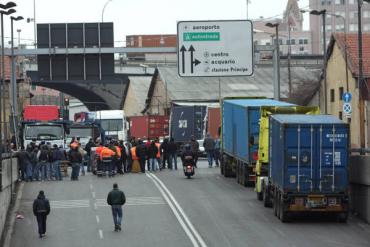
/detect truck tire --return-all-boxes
[263,186,272,208]
[273,190,278,217]
[279,196,289,223]
[257,191,263,201]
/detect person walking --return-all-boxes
[203,133,215,168]
[107,183,126,232]
[168,138,178,170]
[214,136,221,167]
[33,190,50,238]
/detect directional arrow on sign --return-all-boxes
[189,45,195,73]
[180,46,187,74]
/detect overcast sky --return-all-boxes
[7,0,309,47]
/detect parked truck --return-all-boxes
[129,115,169,140]
[255,106,320,204]
[221,98,294,185]
[20,105,70,149]
[268,114,349,222]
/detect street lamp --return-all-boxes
[101,0,113,22]
[0,6,16,149]
[265,22,281,100]
[10,16,23,119]
[310,9,327,114]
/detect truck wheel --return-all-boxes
[273,191,278,217]
[263,188,272,208]
[279,196,289,223]
[337,212,348,223]
[257,191,263,201]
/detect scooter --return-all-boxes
[183,162,195,179]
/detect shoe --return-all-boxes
[39,234,43,238]
[118,225,121,231]
[114,225,118,232]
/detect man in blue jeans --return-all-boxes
[107,183,126,231]
[203,133,215,168]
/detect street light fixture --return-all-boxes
[101,0,113,22]
[265,22,281,100]
[309,9,328,114]
[0,7,16,149]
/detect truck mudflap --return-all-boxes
[286,194,349,212]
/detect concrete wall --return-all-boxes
[350,155,370,223]
[0,156,19,243]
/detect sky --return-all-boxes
[5,0,309,47]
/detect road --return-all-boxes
[10,159,370,247]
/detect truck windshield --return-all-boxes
[25,125,64,140]
[100,119,123,131]
[68,128,93,138]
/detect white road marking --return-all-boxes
[96,215,100,224]
[95,197,165,207]
[90,184,93,190]
[98,229,104,239]
[92,192,96,199]
[146,173,200,247]
[147,173,208,247]
[94,203,98,210]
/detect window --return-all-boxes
[339,111,343,120]
[291,39,296,45]
[349,0,356,4]
[349,24,358,31]
[336,24,345,31]
[350,11,358,19]
[335,0,345,4]
[339,87,344,101]
[304,39,308,45]
[286,39,290,45]
[330,89,335,102]
[364,24,370,31]
[299,39,304,45]
[299,47,305,51]
[364,11,370,18]
[321,0,332,5]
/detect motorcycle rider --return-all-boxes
[181,144,195,167]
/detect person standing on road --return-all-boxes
[160,138,170,169]
[214,136,221,167]
[84,138,95,172]
[33,190,50,238]
[148,140,159,172]
[136,140,147,173]
[69,143,82,180]
[107,183,126,232]
[168,138,178,170]
[51,144,65,181]
[203,133,215,168]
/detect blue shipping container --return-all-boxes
[170,105,207,142]
[269,114,349,194]
[222,99,293,163]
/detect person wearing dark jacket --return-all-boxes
[17,147,32,181]
[168,138,178,170]
[51,144,65,181]
[189,136,199,168]
[107,183,126,231]
[160,138,170,169]
[33,190,50,238]
[68,143,82,180]
[148,141,159,172]
[84,138,95,172]
[203,133,215,168]
[135,140,146,173]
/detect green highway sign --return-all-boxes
[177,20,253,77]
[183,32,220,41]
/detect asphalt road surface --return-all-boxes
[10,159,370,247]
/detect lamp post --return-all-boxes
[265,22,281,100]
[0,4,16,149]
[10,16,23,119]
[101,0,113,22]
[310,9,327,114]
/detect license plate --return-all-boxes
[295,198,304,205]
[307,198,324,208]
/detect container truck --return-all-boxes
[205,107,220,139]
[95,110,128,141]
[221,98,293,186]
[268,115,349,222]
[23,105,60,121]
[66,122,103,148]
[255,106,320,204]
[170,105,207,143]
[129,115,169,140]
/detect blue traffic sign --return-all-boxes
[343,92,352,103]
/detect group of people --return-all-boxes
[203,134,221,168]
[17,141,67,182]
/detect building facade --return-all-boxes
[310,0,370,54]
[254,0,312,55]
[319,33,370,148]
